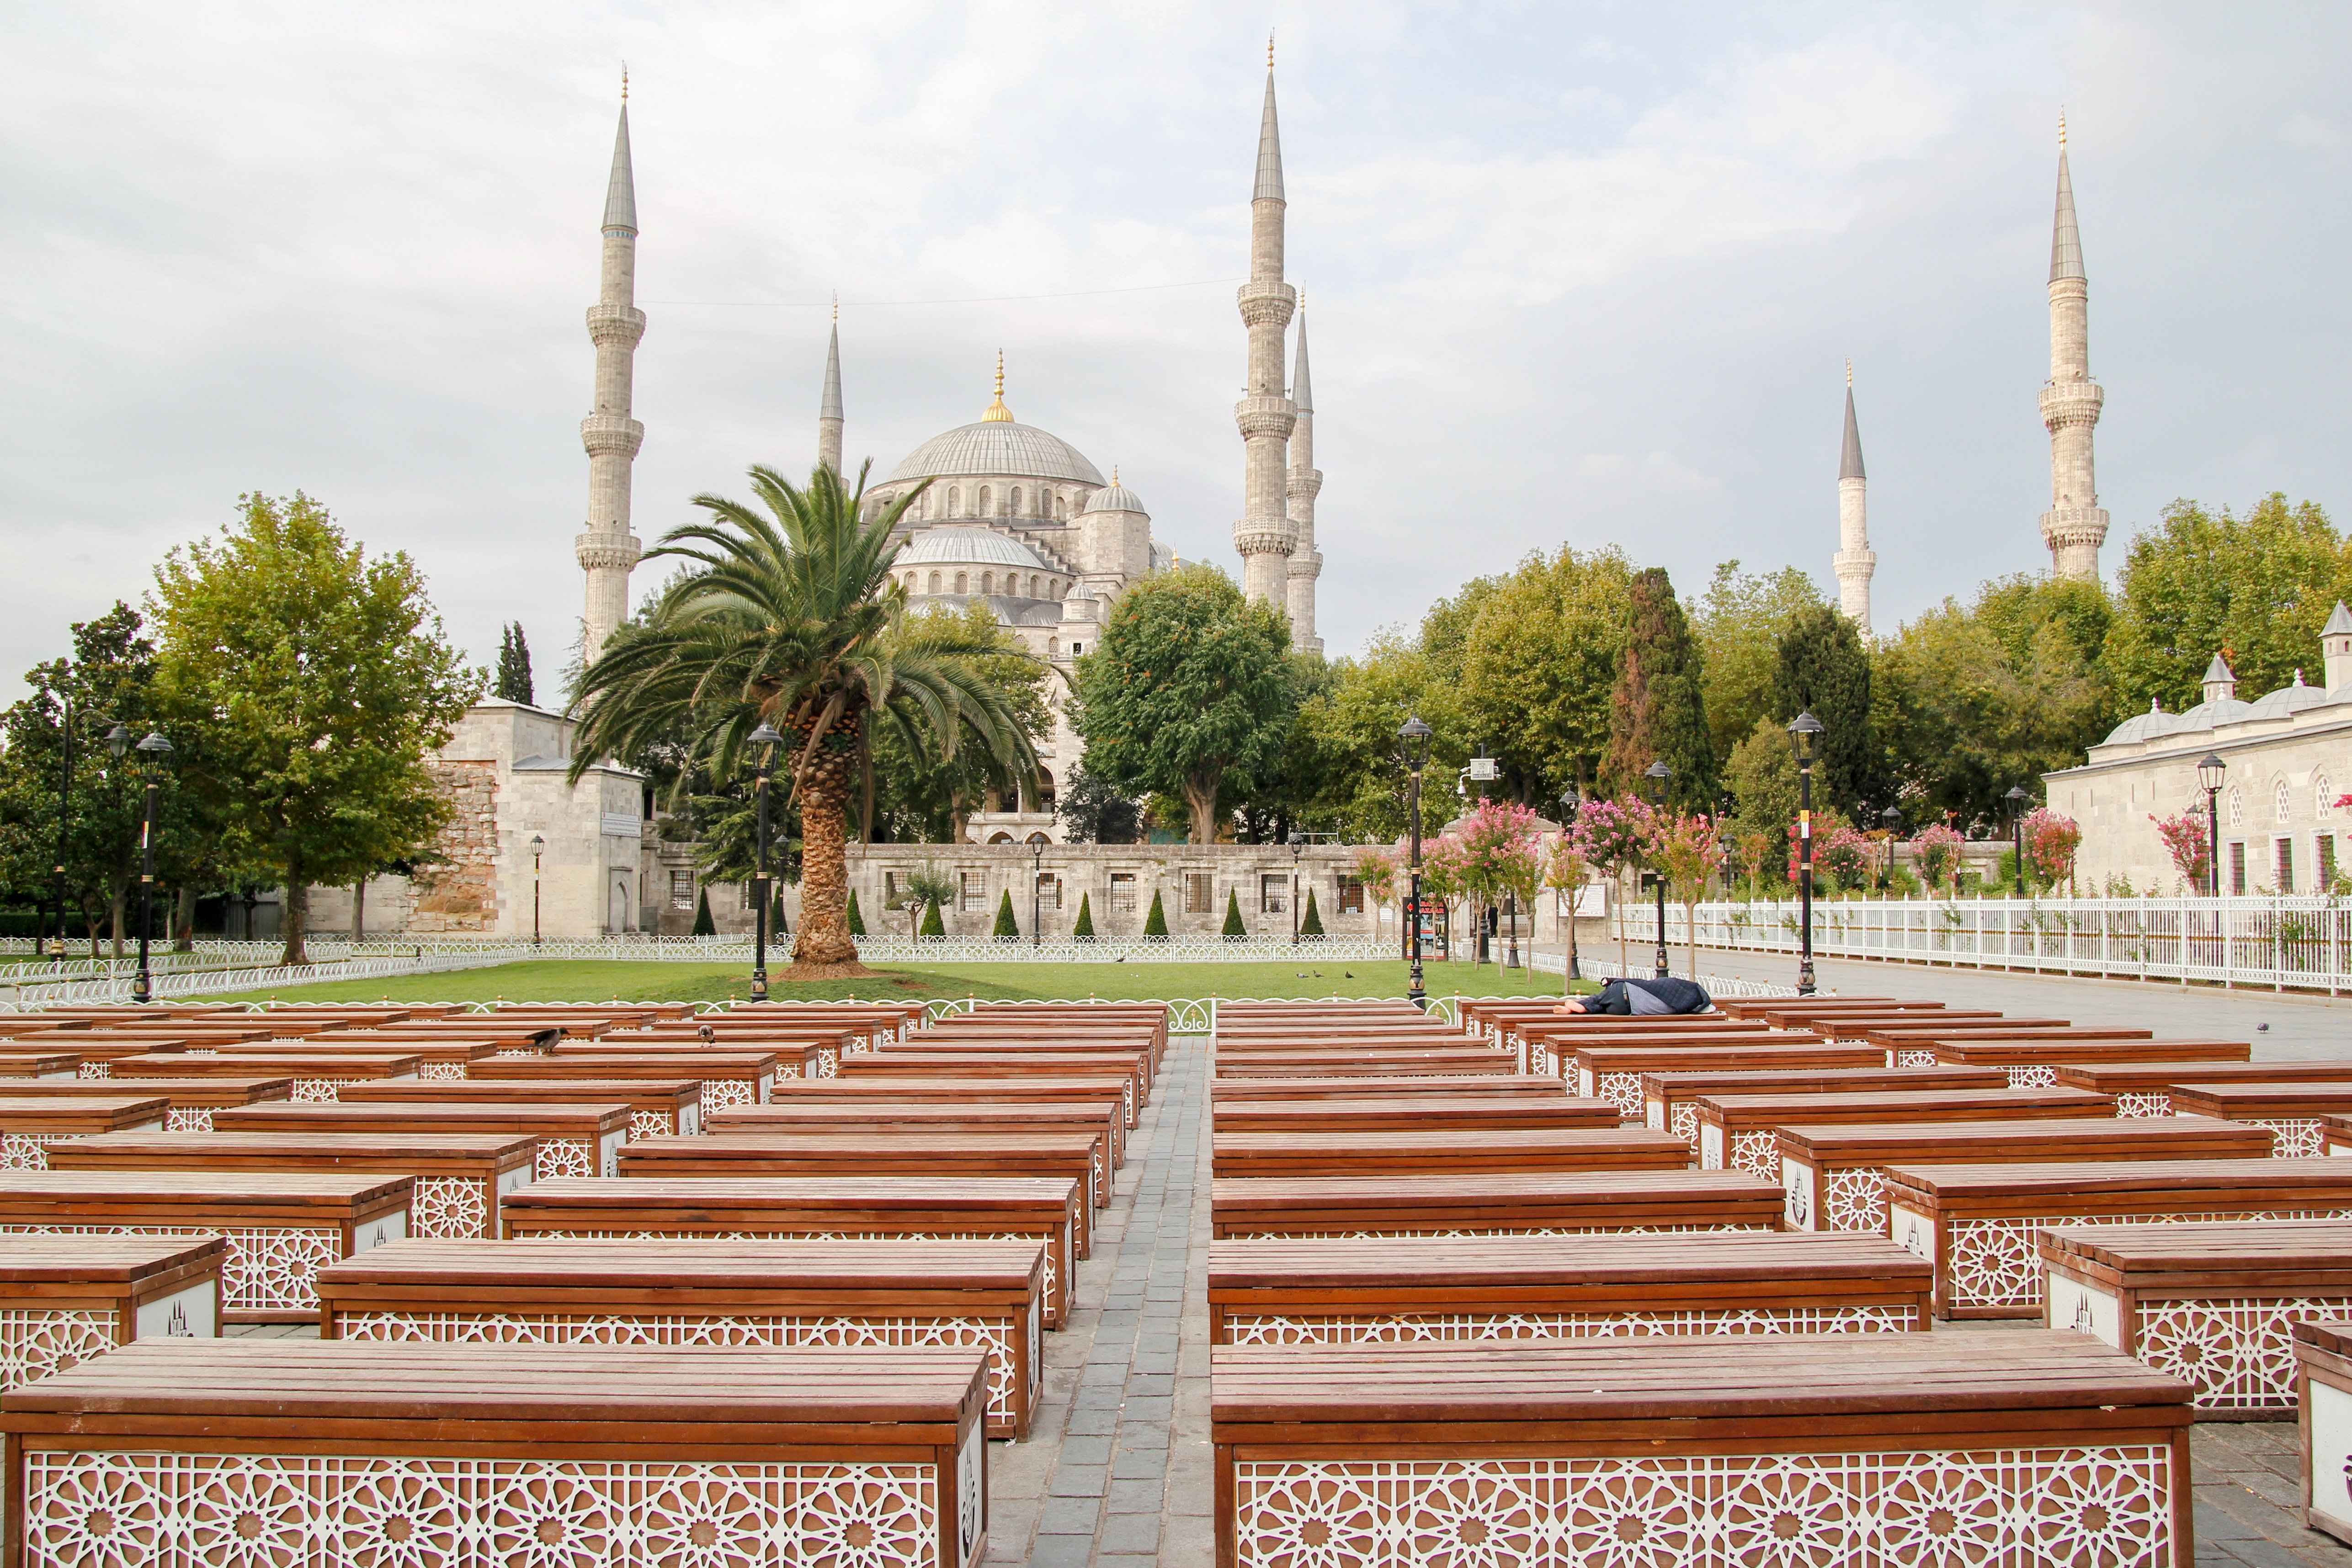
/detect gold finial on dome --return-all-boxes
[1846,357,1852,388]
[2059,108,2067,148]
[621,63,628,102]
[1112,465,1120,484]
[983,349,1013,422]
[1267,31,1275,68]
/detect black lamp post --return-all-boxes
[748,721,784,1001]
[1031,838,1045,949]
[2006,785,2031,897]
[1880,804,1902,893]
[127,731,171,1005]
[530,835,545,949]
[1558,785,1582,989]
[44,703,87,962]
[1789,712,1824,995]
[1399,716,1434,1008]
[1288,832,1304,945]
[1644,760,1672,978]
[2197,754,2226,897]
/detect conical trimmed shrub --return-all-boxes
[993,889,1020,939]
[691,888,716,936]
[1072,892,1095,938]
[920,898,945,937]
[1299,886,1324,938]
[846,888,867,937]
[1222,888,1246,938]
[1142,888,1168,937]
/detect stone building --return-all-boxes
[2044,606,2352,895]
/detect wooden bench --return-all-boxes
[0,1076,298,1131]
[929,1025,1168,1074]
[213,1036,495,1078]
[475,1050,780,1114]
[1781,1116,2272,1234]
[1210,1127,1693,1180]
[1211,1169,1784,1239]
[1514,1024,1783,1077]
[337,1076,701,1137]
[1694,1087,2116,1178]
[1206,1074,1566,1103]
[0,1095,169,1169]
[110,1050,424,1100]
[1211,1331,2191,1568]
[762,1075,1135,1138]
[52,1130,537,1239]
[1211,1051,1518,1079]
[1640,1065,2011,1143]
[2293,1319,2352,1546]
[0,1171,410,1319]
[0,1235,223,1384]
[842,1052,1150,1122]
[500,1175,1084,1327]
[1208,1231,1932,1344]
[3,1337,991,1568]
[320,1236,1048,1438]
[212,1100,633,1178]
[555,1034,838,1080]
[2056,1059,2352,1116]
[1570,1044,1888,1121]
[2041,1219,2352,1417]
[1885,1157,2352,1317]
[1719,996,1935,1017]
[1209,1095,1618,1134]
[2168,1082,2352,1159]
[1910,1037,2248,1079]
[707,1103,1123,1201]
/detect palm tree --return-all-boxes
[569,462,1040,975]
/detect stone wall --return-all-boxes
[407,759,500,932]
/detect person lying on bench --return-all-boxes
[1562,976,1714,1015]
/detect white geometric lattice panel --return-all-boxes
[1820,1167,1889,1233]
[342,1309,1024,1422]
[2251,1119,2325,1159]
[537,1139,596,1180]
[19,1450,942,1568]
[628,1110,679,1139]
[2113,1092,2171,1118]
[700,1080,757,1114]
[162,1108,214,1132]
[2004,1064,2059,1089]
[0,1133,70,1171]
[1728,1131,1780,1180]
[1224,1303,1916,1345]
[410,1177,492,1240]
[415,1062,468,1082]
[1593,1073,1646,1123]
[0,1308,117,1392]
[0,1225,341,1315]
[75,1063,111,1080]
[1669,1105,1702,1146]
[2135,1294,2352,1412]
[1893,1048,1938,1068]
[1945,1209,2352,1312]
[1229,1445,2174,1568]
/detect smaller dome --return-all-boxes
[2102,700,2190,747]
[1082,467,1145,516]
[2245,670,2332,721]
[893,526,1050,571]
[2176,697,2254,731]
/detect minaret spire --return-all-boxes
[2039,111,2107,579]
[1285,292,1323,654]
[576,84,646,666]
[1234,50,1298,610]
[1833,363,1875,638]
[817,294,844,476]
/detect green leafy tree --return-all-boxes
[899,862,958,935]
[690,887,716,935]
[1598,568,1716,807]
[867,602,1051,844]
[993,888,1019,939]
[1723,716,1799,850]
[1288,635,1460,840]
[1142,887,1168,937]
[846,887,866,936]
[1054,767,1143,845]
[1298,886,1323,938]
[149,493,479,964]
[919,896,945,937]
[1693,561,1825,764]
[2103,494,2349,715]
[1771,604,1878,818]
[1071,891,1095,937]
[568,463,1039,974]
[1221,887,1246,938]
[494,622,534,705]
[1458,547,1636,802]
[1071,564,1293,844]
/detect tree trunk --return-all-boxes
[173,885,197,951]
[1182,777,1220,845]
[787,747,869,976]
[281,879,310,966]
[352,878,366,943]
[108,886,125,961]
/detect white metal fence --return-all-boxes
[1625,895,2352,993]
[0,951,517,1011]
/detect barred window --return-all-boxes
[2230,841,2247,895]
[1110,873,1138,912]
[669,870,694,909]
[2320,774,2336,821]
[1185,873,1213,915]
[2276,837,2295,893]
[1037,873,1062,909]
[2321,835,2338,888]
[1260,874,1287,914]
[961,872,986,911]
[1337,875,1365,914]
[2277,781,2293,824]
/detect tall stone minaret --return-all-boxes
[1832,362,1875,637]
[2039,114,2108,580]
[576,86,645,667]
[817,298,844,477]
[1284,296,1323,654]
[1233,42,1298,609]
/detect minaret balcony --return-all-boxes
[585,303,647,349]
[1233,521,1299,558]
[1234,398,1297,440]
[1236,279,1296,327]
[2038,380,2105,427]
[1286,466,1323,500]
[2040,505,2111,547]
[575,532,643,574]
[580,414,645,458]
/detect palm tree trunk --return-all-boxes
[791,770,860,968]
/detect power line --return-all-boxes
[643,277,1243,308]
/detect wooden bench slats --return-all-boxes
[1208,1076,1566,1101]
[1208,1097,1618,1132]
[1210,1128,1693,1178]
[1211,1169,1785,1238]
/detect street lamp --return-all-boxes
[1288,832,1304,945]
[1880,804,1902,893]
[1644,760,1672,978]
[2192,757,2230,903]
[1558,785,1582,989]
[1399,716,1434,1008]
[748,721,784,1002]
[43,703,81,962]
[2006,786,2031,897]
[1789,712,1825,995]
[1031,837,1045,950]
[128,732,171,1005]
[529,835,545,950]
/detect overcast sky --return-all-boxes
[4,1,2348,700]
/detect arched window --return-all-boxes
[906,574,918,592]
[928,571,942,595]
[977,486,991,515]
[947,486,960,514]
[2278,781,2293,824]
[1054,494,1066,520]
[2229,787,2244,828]
[2321,775,2336,821]
[954,572,968,594]
[1048,637,1059,658]
[988,832,1014,845]
[1029,574,1041,597]
[980,573,993,595]
[1010,487,1022,515]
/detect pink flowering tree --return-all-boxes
[1455,800,1546,968]
[1421,832,1470,962]
[1911,822,1965,896]
[2148,810,2211,894]
[1545,829,1593,996]
[1645,810,1728,975]
[1574,797,1656,973]
[2022,808,2082,893]
[1815,824,1873,893]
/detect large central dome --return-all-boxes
[886,420,1106,487]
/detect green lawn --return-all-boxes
[202,957,1589,1008]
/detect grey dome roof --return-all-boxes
[893,526,1052,571]
[2102,701,2187,747]
[1083,481,1146,515]
[2246,674,2333,720]
[886,421,1106,486]
[2175,697,2255,730]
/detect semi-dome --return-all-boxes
[886,420,1106,487]
[892,526,1051,571]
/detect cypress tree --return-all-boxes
[1299,886,1324,938]
[691,888,715,936]
[920,897,945,937]
[1071,892,1095,938]
[993,889,1020,939]
[1599,568,1716,807]
[1221,888,1246,938]
[493,622,534,705]
[1142,888,1168,937]
[1770,603,1878,817]
[846,888,866,937]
